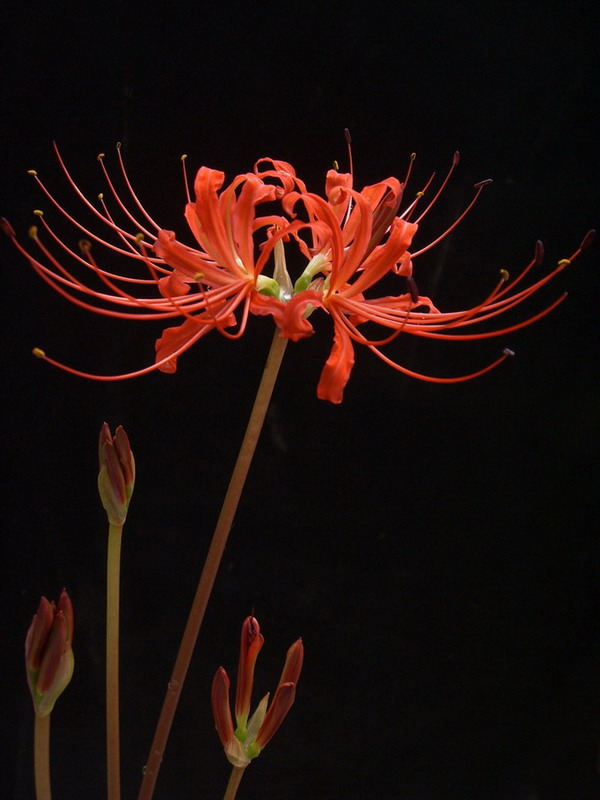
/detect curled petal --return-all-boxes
[155,229,236,288]
[154,313,235,373]
[249,292,288,329]
[279,290,323,342]
[158,272,191,298]
[317,322,356,404]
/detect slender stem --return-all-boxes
[107,522,124,800]
[138,331,288,800]
[34,713,52,800]
[223,766,246,800]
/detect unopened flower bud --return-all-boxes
[25,589,74,718]
[98,423,135,525]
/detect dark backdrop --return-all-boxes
[1,1,598,798]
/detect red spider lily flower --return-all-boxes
[211,616,303,768]
[2,144,593,401]
[98,422,135,526]
[25,589,74,718]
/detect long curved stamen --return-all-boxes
[414,151,461,224]
[342,128,354,227]
[402,152,417,191]
[367,342,514,383]
[181,155,192,204]
[54,142,161,244]
[95,155,158,243]
[32,211,164,285]
[29,171,160,262]
[32,290,250,381]
[96,198,169,270]
[399,172,437,221]
[411,179,493,258]
[114,142,165,232]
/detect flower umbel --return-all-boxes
[211,616,303,768]
[2,144,593,401]
[25,589,74,718]
[98,422,135,526]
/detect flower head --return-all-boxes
[2,143,593,401]
[25,588,74,718]
[211,616,303,767]
[98,422,135,526]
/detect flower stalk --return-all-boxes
[137,330,288,800]
[222,766,246,800]
[98,423,135,800]
[106,521,123,800]
[33,714,51,800]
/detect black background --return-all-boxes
[1,1,598,798]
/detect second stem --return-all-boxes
[138,331,288,800]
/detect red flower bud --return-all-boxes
[98,423,135,525]
[25,589,74,717]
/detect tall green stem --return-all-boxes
[34,713,51,800]
[138,331,288,800]
[107,522,123,800]
[222,766,246,800]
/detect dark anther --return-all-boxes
[1,217,16,236]
[405,276,420,304]
[580,229,595,251]
[534,240,544,266]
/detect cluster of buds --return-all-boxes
[25,589,74,717]
[98,423,136,526]
[211,616,303,767]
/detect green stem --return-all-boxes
[137,331,288,800]
[34,713,51,800]
[107,522,123,800]
[222,766,246,800]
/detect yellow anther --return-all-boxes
[32,347,46,359]
[79,239,92,252]
[194,272,204,280]
[135,233,145,243]
[499,269,510,281]
[116,142,122,149]
[181,154,188,161]
[333,159,339,170]
[27,169,38,176]
[33,209,44,216]
[557,258,571,267]
[97,153,105,160]
[98,192,104,200]
[416,191,424,197]
[28,226,38,239]
[410,153,416,160]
